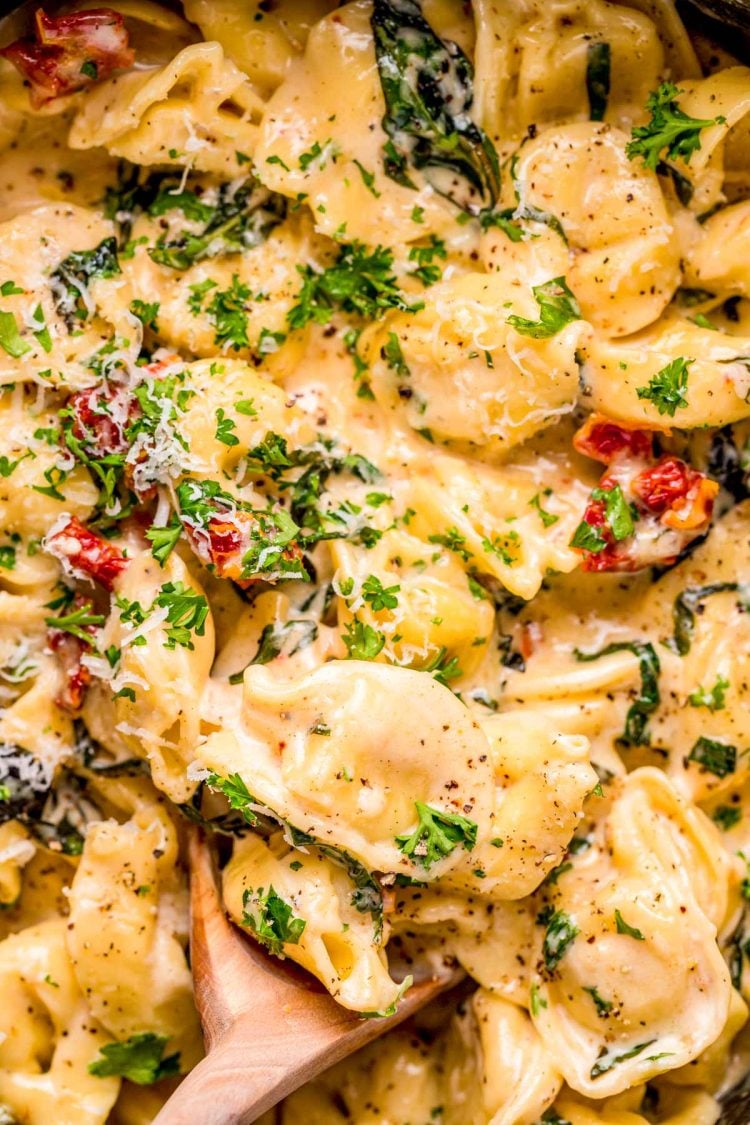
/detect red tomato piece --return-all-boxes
[1,8,134,108]
[67,383,136,459]
[574,414,654,464]
[46,515,128,590]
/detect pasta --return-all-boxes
[0,0,749,1121]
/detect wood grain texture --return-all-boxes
[153,829,463,1125]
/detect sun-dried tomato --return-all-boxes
[1,8,134,108]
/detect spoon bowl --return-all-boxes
[153,829,464,1125]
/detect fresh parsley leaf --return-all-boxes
[614,909,645,940]
[569,518,607,554]
[145,516,182,566]
[636,356,692,416]
[153,581,209,650]
[422,646,462,687]
[382,331,410,377]
[234,398,257,416]
[395,801,477,869]
[342,619,385,660]
[214,407,239,447]
[0,310,30,357]
[241,885,306,956]
[130,299,159,331]
[529,490,559,528]
[530,982,548,1017]
[88,1033,180,1085]
[207,275,251,351]
[507,276,581,339]
[361,574,400,610]
[30,304,52,353]
[45,604,104,644]
[408,236,447,287]
[206,771,259,826]
[287,241,422,329]
[626,82,725,170]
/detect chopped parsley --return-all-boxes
[361,574,400,611]
[382,331,410,377]
[529,490,559,528]
[287,241,422,329]
[507,277,581,339]
[408,236,447,286]
[214,407,239,447]
[0,310,31,357]
[207,275,251,351]
[153,581,209,650]
[45,603,104,643]
[342,619,385,660]
[241,885,306,956]
[636,357,692,416]
[626,82,725,170]
[88,1033,180,1085]
[206,771,259,826]
[145,516,182,566]
[395,801,477,869]
[129,299,159,331]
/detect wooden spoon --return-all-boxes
[153,828,463,1125]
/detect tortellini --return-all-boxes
[255,1,457,244]
[482,123,681,338]
[579,311,750,429]
[0,920,120,1125]
[0,205,135,389]
[68,43,263,175]
[530,769,734,1098]
[200,659,497,878]
[223,831,402,1012]
[365,272,585,456]
[84,549,215,803]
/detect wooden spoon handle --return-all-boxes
[153,968,456,1125]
